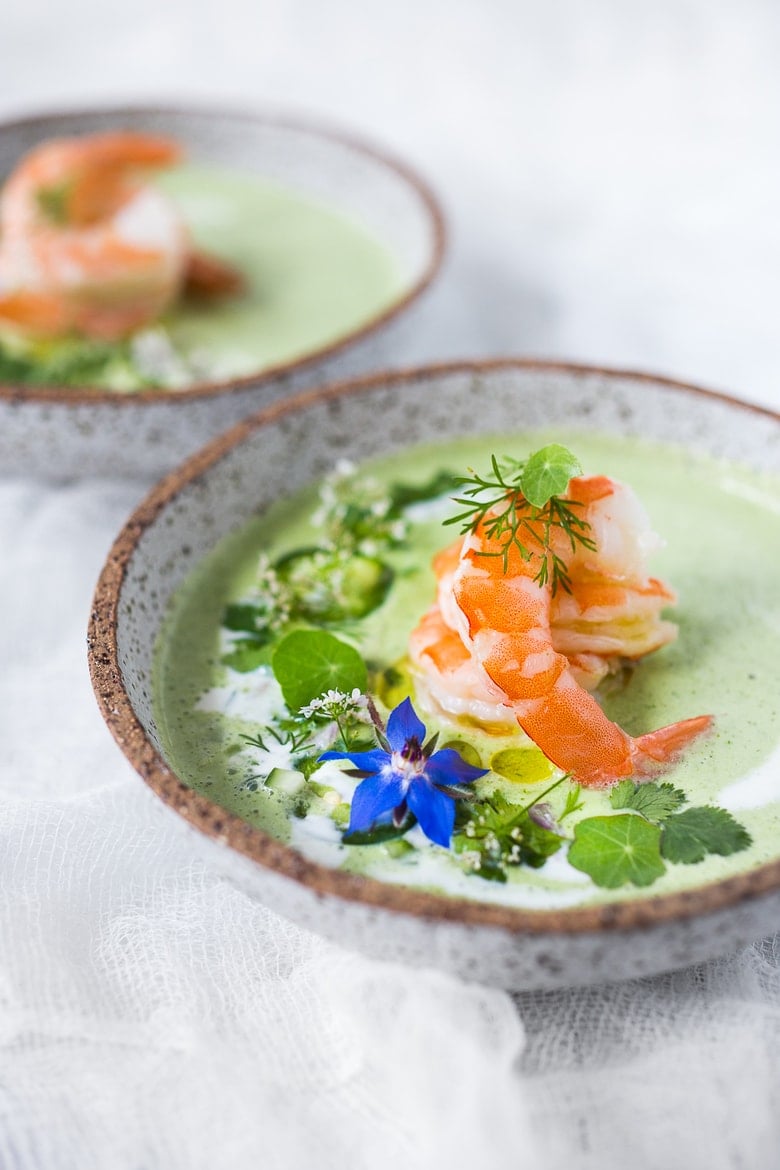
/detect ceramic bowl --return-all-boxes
[88,360,780,990]
[0,105,444,479]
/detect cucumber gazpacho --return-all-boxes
[153,433,780,909]
[0,132,402,391]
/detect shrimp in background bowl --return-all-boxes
[0,131,241,341]
[409,470,712,787]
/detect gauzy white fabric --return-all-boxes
[0,480,534,1170]
[4,0,780,1165]
[2,472,780,1170]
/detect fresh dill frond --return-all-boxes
[443,445,596,593]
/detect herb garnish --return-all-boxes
[220,466,458,672]
[568,814,666,888]
[444,444,596,592]
[220,451,752,896]
[272,630,367,713]
[453,775,580,882]
[568,780,752,888]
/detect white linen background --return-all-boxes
[1,2,780,1167]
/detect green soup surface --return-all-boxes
[153,431,780,909]
[0,164,404,391]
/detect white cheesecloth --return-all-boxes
[3,0,780,1165]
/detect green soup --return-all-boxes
[158,165,403,377]
[153,431,780,909]
[0,164,403,391]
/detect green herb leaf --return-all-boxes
[609,780,687,822]
[223,603,273,636]
[453,791,564,879]
[660,807,753,865]
[520,444,583,508]
[222,639,269,673]
[568,815,665,888]
[315,464,411,552]
[560,783,584,821]
[0,336,161,390]
[344,819,414,846]
[443,445,595,592]
[388,469,459,513]
[468,858,509,883]
[271,630,367,712]
[518,813,567,868]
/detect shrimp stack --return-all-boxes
[409,473,712,787]
[0,132,242,341]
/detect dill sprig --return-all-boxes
[443,446,596,594]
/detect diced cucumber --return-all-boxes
[274,548,392,622]
[384,838,414,859]
[265,768,306,795]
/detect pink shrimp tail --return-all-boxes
[409,477,715,790]
[631,714,713,776]
[0,290,68,334]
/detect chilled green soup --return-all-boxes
[0,164,403,391]
[153,432,780,909]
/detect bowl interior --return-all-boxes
[0,105,444,398]
[110,361,778,813]
[91,362,780,986]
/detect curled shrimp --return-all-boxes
[409,474,712,786]
[0,132,241,341]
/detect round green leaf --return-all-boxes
[520,444,582,508]
[271,630,367,712]
[568,814,665,889]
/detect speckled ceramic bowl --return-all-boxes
[0,105,444,479]
[88,361,780,990]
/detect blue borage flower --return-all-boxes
[320,697,487,848]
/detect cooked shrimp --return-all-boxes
[0,132,242,341]
[409,539,520,729]
[549,475,679,689]
[409,474,711,786]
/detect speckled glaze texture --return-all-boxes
[0,106,444,480]
[89,362,780,990]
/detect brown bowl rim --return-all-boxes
[88,358,780,937]
[0,102,446,406]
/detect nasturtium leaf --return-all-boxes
[568,815,665,888]
[660,807,753,865]
[490,747,554,785]
[609,780,687,822]
[272,630,367,712]
[520,444,582,508]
